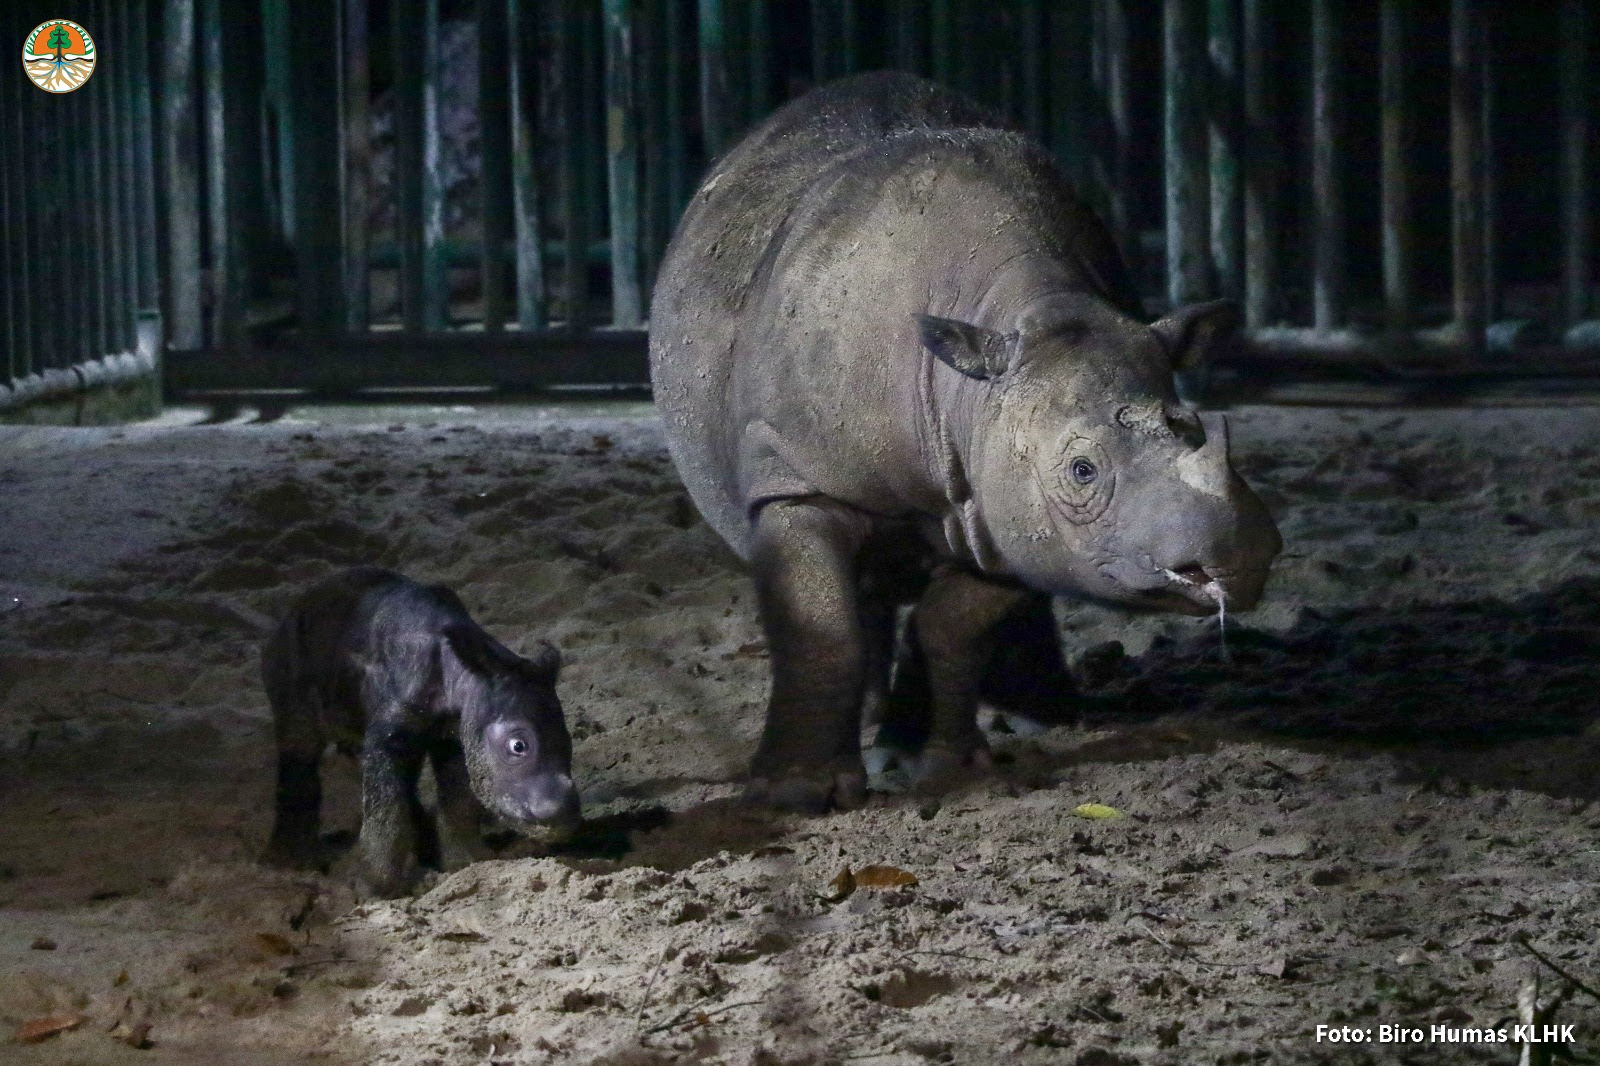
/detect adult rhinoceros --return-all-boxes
[649,72,1282,811]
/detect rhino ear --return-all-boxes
[518,640,561,681]
[1151,299,1239,370]
[915,314,1018,380]
[442,624,499,678]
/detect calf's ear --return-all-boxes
[519,640,561,680]
[1151,299,1239,370]
[915,314,1018,380]
[442,624,502,678]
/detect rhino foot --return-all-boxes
[743,762,868,814]
[910,737,994,791]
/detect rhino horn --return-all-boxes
[1175,412,1233,499]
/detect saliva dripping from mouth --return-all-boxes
[1163,568,1231,662]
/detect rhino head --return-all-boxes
[917,294,1282,615]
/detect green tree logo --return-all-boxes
[22,20,96,93]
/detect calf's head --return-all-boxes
[918,295,1281,614]
[442,626,581,831]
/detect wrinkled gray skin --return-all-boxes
[261,566,580,896]
[650,73,1283,813]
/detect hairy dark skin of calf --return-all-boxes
[261,566,579,897]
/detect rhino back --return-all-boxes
[650,73,1139,558]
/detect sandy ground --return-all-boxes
[1,401,1598,1065]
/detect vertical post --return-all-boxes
[202,0,249,351]
[133,0,161,321]
[343,0,371,331]
[1560,0,1589,329]
[639,0,666,290]
[1480,12,1497,323]
[392,0,424,330]
[931,0,955,89]
[507,0,545,329]
[890,0,923,74]
[479,0,512,332]
[580,8,606,247]
[665,0,691,216]
[1019,0,1046,143]
[421,0,448,330]
[556,0,590,328]
[1379,0,1413,335]
[1093,0,1133,262]
[1207,0,1242,302]
[748,0,772,117]
[163,0,203,350]
[1241,0,1274,328]
[109,0,135,353]
[812,0,836,84]
[0,5,26,380]
[24,25,55,374]
[72,59,94,365]
[1450,0,1485,358]
[841,0,862,76]
[699,0,731,159]
[1309,0,1344,331]
[89,0,113,359]
[1164,0,1211,309]
[604,0,643,326]
[1047,3,1090,189]
[289,0,347,337]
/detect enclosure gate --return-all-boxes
[4,2,1600,406]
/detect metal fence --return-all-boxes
[5,1,1600,406]
[1,1,161,414]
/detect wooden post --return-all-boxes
[163,0,203,350]
[1164,0,1211,308]
[1560,0,1589,328]
[1450,0,1485,359]
[479,0,511,332]
[343,0,372,331]
[421,0,448,330]
[1207,0,1242,302]
[392,0,424,330]
[699,0,731,159]
[604,0,643,326]
[289,0,347,336]
[1379,0,1413,334]
[1241,0,1275,329]
[1309,0,1344,331]
[507,0,546,329]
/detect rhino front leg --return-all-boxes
[429,737,492,871]
[746,497,874,813]
[356,725,432,897]
[910,566,1030,784]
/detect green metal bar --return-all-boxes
[88,0,112,359]
[1165,0,1211,307]
[164,0,203,350]
[0,4,23,380]
[392,0,424,330]
[639,0,669,292]
[1018,0,1045,143]
[1309,0,1343,330]
[203,0,248,350]
[1207,0,1242,302]
[581,7,607,252]
[890,0,923,74]
[132,0,161,317]
[698,0,730,159]
[556,0,590,328]
[1241,0,1274,329]
[931,0,954,89]
[1380,0,1413,334]
[604,0,643,326]
[1449,0,1485,358]
[74,63,96,364]
[343,0,371,331]
[507,0,546,329]
[1047,3,1091,190]
[113,0,140,351]
[479,0,511,332]
[665,0,692,215]
[289,0,347,335]
[747,0,772,118]
[24,29,53,373]
[422,0,449,330]
[262,0,294,243]
[1561,0,1589,327]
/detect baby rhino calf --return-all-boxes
[262,566,580,896]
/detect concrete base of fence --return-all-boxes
[0,315,164,426]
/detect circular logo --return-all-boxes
[22,20,96,94]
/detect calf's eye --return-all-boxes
[507,738,529,757]
[1070,458,1098,484]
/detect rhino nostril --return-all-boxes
[1169,564,1212,585]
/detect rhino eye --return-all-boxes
[507,737,530,758]
[1069,458,1098,484]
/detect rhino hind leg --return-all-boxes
[744,498,874,814]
